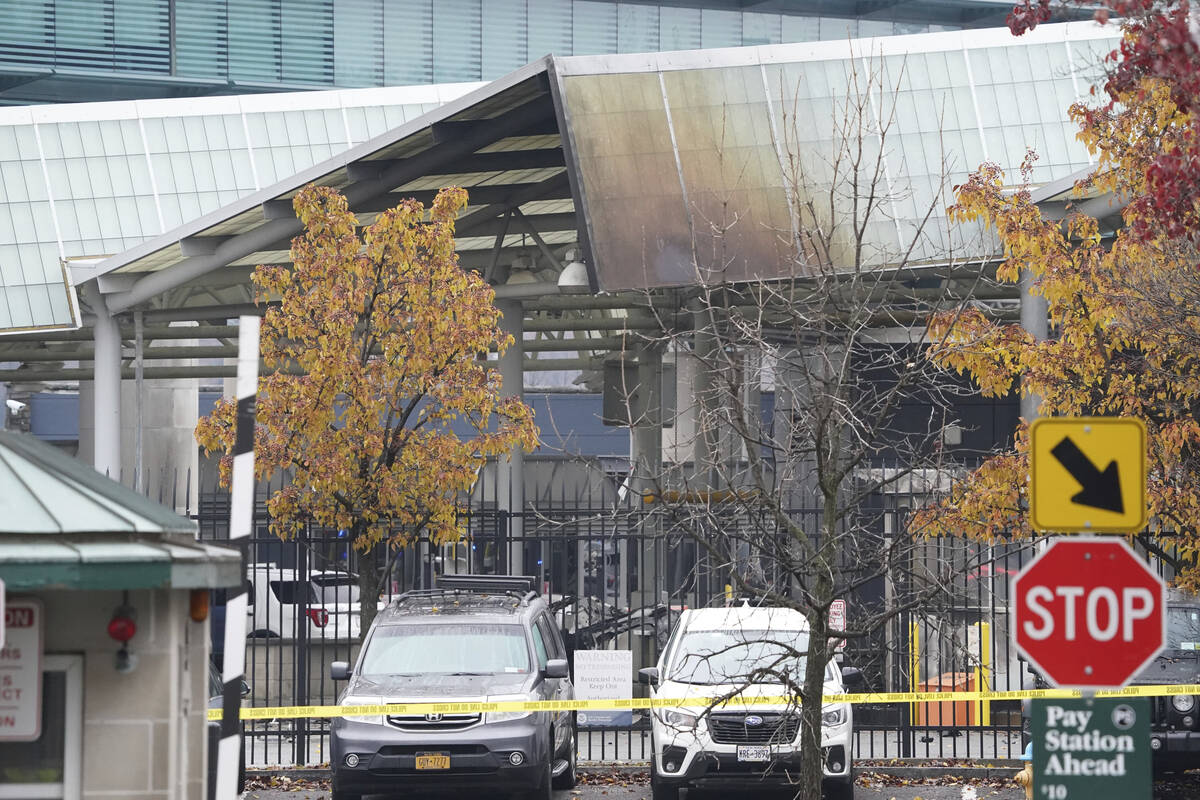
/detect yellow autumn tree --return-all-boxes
[919,77,1200,586]
[196,185,539,631]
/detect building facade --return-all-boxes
[0,0,1086,105]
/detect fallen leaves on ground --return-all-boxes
[856,771,1014,791]
[577,768,648,786]
[245,774,330,791]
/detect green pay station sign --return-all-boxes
[1032,697,1150,799]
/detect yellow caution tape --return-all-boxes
[205,683,1200,722]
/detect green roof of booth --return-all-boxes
[0,430,239,591]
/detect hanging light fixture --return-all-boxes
[108,593,138,673]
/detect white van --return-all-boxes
[247,564,361,640]
[641,605,859,800]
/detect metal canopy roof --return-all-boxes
[72,23,1115,317]
[75,58,584,315]
[0,25,1116,382]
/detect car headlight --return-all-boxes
[340,699,385,725]
[1172,694,1196,713]
[655,709,698,730]
[822,707,847,727]
[485,695,535,724]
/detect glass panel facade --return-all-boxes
[0,0,1007,94]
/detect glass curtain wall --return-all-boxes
[0,0,967,91]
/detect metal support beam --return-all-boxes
[357,186,573,215]
[179,236,231,256]
[497,299,525,574]
[0,336,633,363]
[454,172,571,236]
[261,199,294,220]
[0,355,630,382]
[134,311,144,494]
[345,148,565,182]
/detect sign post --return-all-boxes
[1032,697,1150,800]
[1021,419,1156,799]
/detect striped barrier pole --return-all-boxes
[215,315,259,800]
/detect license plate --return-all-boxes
[737,745,770,762]
[415,753,451,770]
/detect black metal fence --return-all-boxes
[187,471,1064,768]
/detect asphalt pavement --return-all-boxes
[240,771,1200,800]
[242,788,1022,800]
[240,773,1028,800]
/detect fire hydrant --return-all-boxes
[1014,742,1034,800]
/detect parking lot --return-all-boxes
[239,767,1200,799]
[243,780,1027,800]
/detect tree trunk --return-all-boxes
[798,627,831,800]
[795,492,841,799]
[356,538,382,637]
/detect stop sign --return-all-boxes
[1012,538,1165,689]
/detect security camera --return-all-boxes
[5,398,25,413]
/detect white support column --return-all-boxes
[92,292,122,479]
[631,344,664,610]
[497,299,526,575]
[1020,268,1049,422]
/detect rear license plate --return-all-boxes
[415,753,451,770]
[737,745,770,762]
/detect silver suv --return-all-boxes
[329,574,577,800]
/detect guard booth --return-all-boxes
[0,431,240,800]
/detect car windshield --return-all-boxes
[1168,606,1200,650]
[312,575,359,605]
[668,629,810,685]
[358,623,531,676]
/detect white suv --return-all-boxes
[246,564,361,640]
[642,605,858,800]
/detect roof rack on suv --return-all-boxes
[435,574,537,594]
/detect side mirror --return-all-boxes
[545,658,569,679]
[638,667,660,686]
[240,679,252,698]
[841,666,864,688]
[330,661,351,681]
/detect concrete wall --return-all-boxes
[36,587,209,800]
[78,375,199,514]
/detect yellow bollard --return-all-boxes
[972,621,992,726]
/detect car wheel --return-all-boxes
[527,751,554,800]
[823,777,854,800]
[552,719,578,790]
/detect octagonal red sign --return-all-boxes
[1011,537,1165,689]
